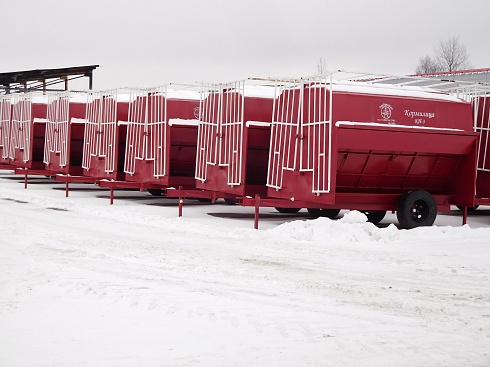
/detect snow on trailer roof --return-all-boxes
[329,80,465,103]
[330,71,490,100]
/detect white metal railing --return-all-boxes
[220,81,245,185]
[195,81,246,185]
[0,95,12,159]
[44,92,70,167]
[266,76,333,194]
[475,95,490,172]
[10,93,32,162]
[195,84,216,182]
[124,86,167,177]
[82,90,118,173]
[267,79,301,190]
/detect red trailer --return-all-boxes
[9,93,48,175]
[0,94,12,168]
[195,81,275,199]
[122,86,202,194]
[43,92,88,177]
[230,73,483,229]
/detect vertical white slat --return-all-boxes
[0,96,11,159]
[43,93,56,165]
[58,92,70,167]
[82,90,105,170]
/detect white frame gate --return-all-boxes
[82,90,118,173]
[267,76,334,194]
[44,92,70,167]
[195,81,245,186]
[0,95,12,160]
[124,86,167,178]
[9,93,32,163]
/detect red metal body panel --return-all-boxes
[269,124,478,209]
[123,90,200,189]
[9,94,48,170]
[82,91,129,180]
[195,84,274,197]
[44,94,87,176]
[331,90,473,130]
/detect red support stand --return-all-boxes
[65,181,69,197]
[463,206,468,226]
[110,185,114,205]
[178,186,183,217]
[24,174,28,189]
[254,194,261,230]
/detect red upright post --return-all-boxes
[178,186,183,217]
[254,194,261,230]
[463,207,468,225]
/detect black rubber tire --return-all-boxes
[147,188,163,196]
[307,208,341,219]
[363,210,387,224]
[275,207,301,214]
[396,190,437,229]
[224,198,238,205]
[456,205,479,211]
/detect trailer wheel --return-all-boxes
[456,205,479,211]
[307,208,341,219]
[148,188,163,196]
[275,207,301,214]
[224,198,238,205]
[396,190,437,229]
[363,210,386,224]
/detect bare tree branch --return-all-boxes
[415,56,442,74]
[415,36,472,74]
[435,36,472,72]
[316,57,328,76]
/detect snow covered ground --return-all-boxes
[0,171,489,367]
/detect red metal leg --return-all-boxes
[178,186,183,217]
[463,206,468,225]
[24,174,28,189]
[65,181,69,197]
[254,194,261,230]
[110,186,114,205]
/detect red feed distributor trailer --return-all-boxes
[122,85,201,195]
[240,73,481,229]
[0,94,12,168]
[195,80,275,200]
[9,92,49,178]
[43,92,88,177]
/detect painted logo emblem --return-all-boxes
[193,107,201,119]
[379,103,393,120]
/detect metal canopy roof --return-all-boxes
[0,64,99,92]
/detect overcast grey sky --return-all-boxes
[2,0,489,89]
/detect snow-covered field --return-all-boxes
[0,171,489,367]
